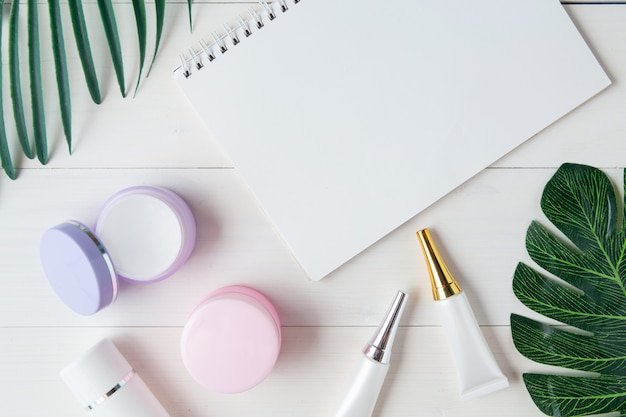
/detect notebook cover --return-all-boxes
[175,0,610,280]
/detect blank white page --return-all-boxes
[175,0,610,280]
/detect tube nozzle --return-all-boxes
[416,228,462,301]
[363,290,407,364]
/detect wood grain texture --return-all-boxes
[1,2,624,417]
[0,326,542,417]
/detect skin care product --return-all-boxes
[40,186,196,315]
[416,228,508,400]
[333,290,407,417]
[181,285,282,393]
[60,339,171,417]
[94,186,196,283]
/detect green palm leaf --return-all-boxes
[68,0,102,104]
[97,0,126,97]
[48,0,72,152]
[131,0,147,97]
[147,0,166,75]
[0,0,182,178]
[0,0,16,179]
[188,0,193,31]
[28,0,48,164]
[512,163,626,416]
[9,0,34,160]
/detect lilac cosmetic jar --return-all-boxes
[40,186,196,315]
[181,286,282,393]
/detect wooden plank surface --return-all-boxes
[1,2,625,417]
[1,326,540,417]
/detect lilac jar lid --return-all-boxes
[40,186,196,315]
[181,286,282,393]
[40,221,117,315]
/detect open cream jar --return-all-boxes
[40,186,196,315]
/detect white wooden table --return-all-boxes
[1,1,624,416]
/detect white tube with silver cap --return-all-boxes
[333,290,407,417]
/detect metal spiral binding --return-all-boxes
[179,0,295,78]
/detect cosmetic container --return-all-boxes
[60,339,171,417]
[40,186,196,315]
[417,228,508,400]
[181,285,282,393]
[333,290,407,417]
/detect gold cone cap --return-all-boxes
[416,228,462,301]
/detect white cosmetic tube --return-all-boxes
[60,339,171,417]
[417,229,508,400]
[333,357,391,417]
[436,291,509,399]
[333,291,407,417]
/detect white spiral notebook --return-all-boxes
[174,0,610,281]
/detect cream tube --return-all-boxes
[417,229,508,400]
[333,291,407,417]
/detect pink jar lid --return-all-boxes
[181,286,282,393]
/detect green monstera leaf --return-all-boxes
[511,163,626,417]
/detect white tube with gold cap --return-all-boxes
[416,228,508,400]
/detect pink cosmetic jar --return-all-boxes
[40,186,196,315]
[60,339,171,417]
[181,285,282,393]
